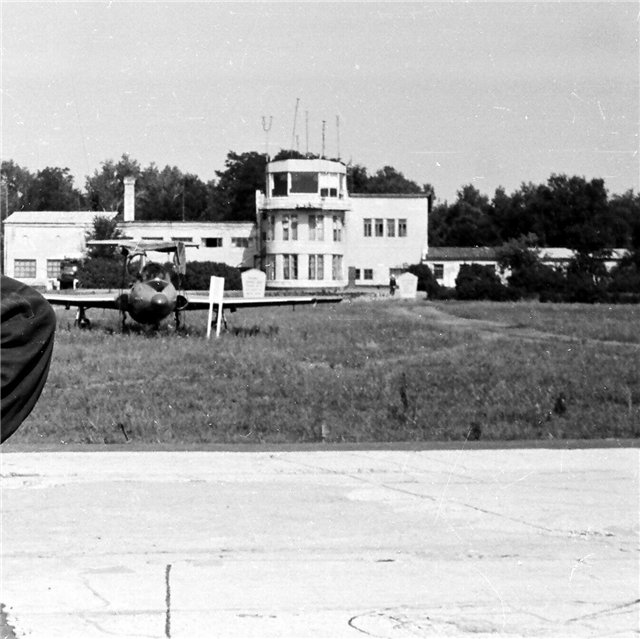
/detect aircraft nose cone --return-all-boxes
[151,293,169,309]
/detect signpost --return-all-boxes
[206,276,225,339]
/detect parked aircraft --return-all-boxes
[44,240,341,330]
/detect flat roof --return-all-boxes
[3,210,117,224]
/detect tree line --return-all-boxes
[3,151,639,252]
[0,149,432,224]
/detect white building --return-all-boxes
[255,158,430,288]
[424,246,628,288]
[2,158,430,289]
[2,210,118,286]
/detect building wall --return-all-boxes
[423,258,499,288]
[257,158,350,289]
[119,221,257,269]
[346,196,429,286]
[3,216,104,286]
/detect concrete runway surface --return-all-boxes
[0,448,638,638]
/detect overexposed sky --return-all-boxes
[2,1,638,202]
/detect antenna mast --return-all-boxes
[321,120,326,158]
[305,110,309,155]
[261,116,273,160]
[291,98,300,150]
[336,115,341,160]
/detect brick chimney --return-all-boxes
[123,176,136,221]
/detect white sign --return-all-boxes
[396,272,418,299]
[206,276,225,339]
[241,269,266,298]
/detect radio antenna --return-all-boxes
[261,116,273,160]
[291,98,300,151]
[305,110,309,155]
[321,120,326,158]
[336,115,341,160]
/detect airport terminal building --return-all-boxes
[3,158,431,289]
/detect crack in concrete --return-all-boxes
[565,598,640,623]
[275,455,622,541]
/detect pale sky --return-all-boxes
[2,1,638,202]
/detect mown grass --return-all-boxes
[10,299,640,445]
[436,300,640,344]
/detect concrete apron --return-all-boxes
[0,449,638,638]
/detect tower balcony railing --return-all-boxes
[262,194,351,211]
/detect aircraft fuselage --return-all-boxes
[123,278,178,325]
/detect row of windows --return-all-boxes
[270,172,346,198]
[354,268,374,281]
[141,236,252,248]
[363,218,407,238]
[264,254,343,281]
[264,215,343,243]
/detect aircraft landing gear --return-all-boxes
[74,307,91,329]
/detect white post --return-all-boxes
[206,276,225,339]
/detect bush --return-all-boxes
[76,256,126,288]
[183,261,242,290]
[407,263,441,298]
[455,263,512,301]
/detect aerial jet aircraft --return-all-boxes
[44,240,341,330]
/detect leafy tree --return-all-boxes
[85,154,141,214]
[455,263,511,301]
[564,250,612,303]
[608,248,640,299]
[1,160,35,218]
[495,234,564,299]
[25,167,84,211]
[346,164,370,193]
[208,151,267,221]
[430,185,499,246]
[85,215,123,258]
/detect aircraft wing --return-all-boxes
[44,293,121,310]
[184,295,342,311]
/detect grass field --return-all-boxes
[9,298,640,445]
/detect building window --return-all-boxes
[387,219,396,237]
[433,264,444,280]
[355,269,361,280]
[398,219,407,237]
[283,254,298,280]
[142,236,163,240]
[231,237,250,248]
[203,238,222,248]
[171,236,193,242]
[266,215,275,241]
[333,216,342,242]
[14,259,36,278]
[47,259,62,279]
[291,172,318,193]
[272,172,288,196]
[309,215,324,241]
[330,187,337,197]
[332,255,342,280]
[282,215,290,241]
[320,188,328,197]
[375,219,384,237]
[363,218,372,237]
[291,214,298,240]
[308,254,324,280]
[363,269,373,281]
[265,255,276,280]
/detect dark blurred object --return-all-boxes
[1,276,56,442]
